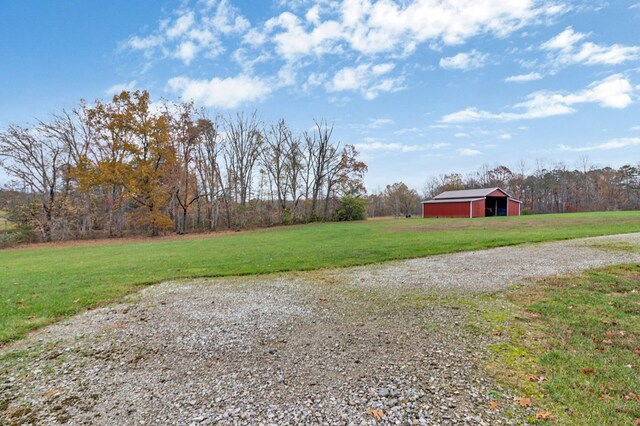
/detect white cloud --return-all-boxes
[394,127,422,135]
[458,148,482,156]
[207,0,251,34]
[262,0,564,60]
[167,74,273,109]
[326,62,403,99]
[541,27,586,51]
[505,72,543,82]
[265,12,344,60]
[439,50,488,70]
[355,140,449,152]
[559,138,640,152]
[442,74,635,123]
[499,133,512,140]
[166,12,195,39]
[542,27,640,67]
[175,41,198,64]
[630,126,640,131]
[105,81,137,95]
[124,0,250,64]
[127,35,164,50]
[367,118,394,128]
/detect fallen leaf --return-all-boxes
[602,339,614,345]
[492,331,502,336]
[598,393,613,400]
[319,296,327,302]
[579,368,595,375]
[634,347,640,356]
[517,397,532,407]
[366,408,384,421]
[634,418,640,426]
[604,331,616,339]
[41,389,60,398]
[3,406,18,416]
[535,412,555,420]
[488,401,500,410]
[625,392,640,402]
[527,375,546,384]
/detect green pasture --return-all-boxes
[1,211,639,343]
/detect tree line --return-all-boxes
[368,161,640,217]
[368,161,640,218]
[0,90,367,242]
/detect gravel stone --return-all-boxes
[1,233,639,425]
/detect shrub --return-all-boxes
[335,196,367,221]
[281,208,293,225]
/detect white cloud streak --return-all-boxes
[458,148,482,156]
[505,72,543,82]
[326,62,404,99]
[442,74,635,123]
[167,74,273,109]
[440,50,488,70]
[355,140,449,152]
[559,138,640,152]
[105,81,137,96]
[542,27,640,68]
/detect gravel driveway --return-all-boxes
[2,233,640,425]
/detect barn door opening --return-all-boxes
[485,197,508,217]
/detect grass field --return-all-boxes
[1,211,640,343]
[485,263,640,425]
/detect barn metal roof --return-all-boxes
[433,187,511,200]
[422,197,485,204]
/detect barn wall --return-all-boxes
[472,200,485,218]
[488,189,507,197]
[508,199,520,216]
[423,202,472,218]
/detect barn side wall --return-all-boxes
[472,200,485,218]
[508,199,520,216]
[423,201,472,218]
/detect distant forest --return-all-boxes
[370,162,640,217]
[1,90,638,244]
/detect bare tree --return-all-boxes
[39,105,97,236]
[168,102,204,234]
[261,119,292,217]
[195,116,223,231]
[222,112,263,227]
[0,125,68,241]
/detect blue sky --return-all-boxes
[1,0,640,191]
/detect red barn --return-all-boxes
[422,187,521,218]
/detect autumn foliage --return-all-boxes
[0,90,367,242]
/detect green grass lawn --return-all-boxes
[488,263,640,425]
[1,211,640,343]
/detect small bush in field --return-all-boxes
[335,196,367,221]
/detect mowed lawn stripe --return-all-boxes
[1,211,640,343]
